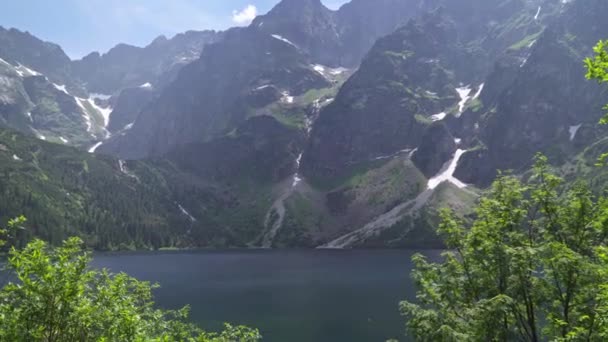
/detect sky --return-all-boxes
[0,0,349,59]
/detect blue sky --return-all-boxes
[0,0,349,59]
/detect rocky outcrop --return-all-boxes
[168,115,305,183]
[457,0,608,186]
[412,123,456,177]
[72,30,221,94]
[0,26,78,91]
[101,28,328,159]
[107,86,157,133]
[302,12,459,183]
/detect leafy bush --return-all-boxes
[0,231,260,342]
[402,155,608,341]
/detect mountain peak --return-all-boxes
[273,0,328,10]
[150,35,169,46]
[255,0,331,22]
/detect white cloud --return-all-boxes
[232,5,257,26]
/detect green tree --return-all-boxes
[585,40,608,164]
[0,236,261,342]
[401,155,608,341]
[585,40,608,123]
[0,215,26,250]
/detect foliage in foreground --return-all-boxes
[585,39,608,123]
[402,155,608,341]
[0,232,261,342]
[585,39,608,165]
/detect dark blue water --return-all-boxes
[91,249,441,342]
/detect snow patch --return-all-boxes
[59,137,69,144]
[313,64,325,74]
[373,149,411,161]
[569,124,582,141]
[534,6,542,20]
[15,64,41,77]
[322,98,334,106]
[431,112,447,122]
[281,91,294,104]
[88,142,103,153]
[119,160,127,173]
[454,138,462,145]
[271,34,297,48]
[292,153,303,188]
[75,96,113,137]
[473,83,484,100]
[427,149,468,190]
[178,204,197,222]
[123,123,134,131]
[311,64,348,79]
[456,86,472,115]
[53,84,69,95]
[75,98,94,134]
[117,160,139,181]
[255,84,272,91]
[330,67,348,75]
[12,154,21,161]
[26,112,33,122]
[90,93,112,101]
[139,82,153,89]
[87,97,113,129]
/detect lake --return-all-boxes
[92,249,442,342]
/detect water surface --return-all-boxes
[92,249,441,342]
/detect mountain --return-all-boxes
[290,0,575,247]
[2,0,608,250]
[0,56,110,148]
[105,85,157,134]
[0,27,221,152]
[99,27,331,159]
[99,0,434,160]
[303,11,461,183]
[0,125,300,250]
[72,30,221,95]
[301,0,560,184]
[0,127,196,250]
[0,26,81,93]
[455,0,608,186]
[52,0,588,249]
[252,0,426,67]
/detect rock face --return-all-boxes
[252,0,340,66]
[0,26,77,90]
[100,0,435,160]
[456,0,608,186]
[0,59,109,147]
[412,123,456,178]
[106,86,157,133]
[0,26,221,148]
[72,30,221,94]
[302,0,567,185]
[169,115,305,184]
[4,0,608,249]
[252,0,425,67]
[302,12,460,183]
[100,27,329,159]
